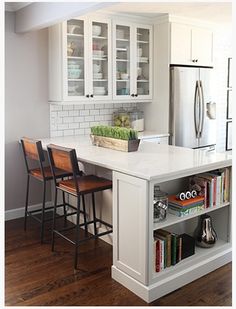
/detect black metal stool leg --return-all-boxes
[91,193,97,236]
[62,191,67,227]
[24,175,30,231]
[51,188,58,252]
[40,180,47,244]
[82,195,88,234]
[74,196,81,270]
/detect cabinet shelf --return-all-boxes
[92,36,107,40]
[67,33,84,38]
[137,79,149,82]
[93,79,108,82]
[116,48,128,52]
[93,57,107,61]
[152,238,230,280]
[153,202,230,231]
[68,79,84,82]
[67,56,84,60]
[116,59,130,62]
[137,40,149,44]
[116,38,130,42]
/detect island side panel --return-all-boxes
[113,171,149,284]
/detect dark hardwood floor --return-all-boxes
[5,217,232,306]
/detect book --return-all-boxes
[154,229,172,267]
[225,167,230,202]
[168,204,205,217]
[198,174,215,207]
[168,195,205,207]
[169,200,204,211]
[156,235,167,268]
[189,176,208,208]
[171,233,178,265]
[155,239,161,272]
[177,235,182,263]
[209,171,222,207]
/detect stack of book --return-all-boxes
[189,167,230,208]
[168,195,205,217]
[153,229,195,273]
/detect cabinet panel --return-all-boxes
[170,23,191,65]
[113,171,148,284]
[191,27,213,66]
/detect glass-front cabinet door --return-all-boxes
[113,23,132,99]
[65,19,86,99]
[90,19,112,100]
[113,22,152,100]
[64,18,111,101]
[135,26,152,99]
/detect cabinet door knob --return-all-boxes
[90,94,94,98]
[196,59,198,62]
[86,94,90,98]
[131,94,135,97]
[135,94,138,97]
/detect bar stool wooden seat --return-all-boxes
[47,144,113,270]
[21,137,73,243]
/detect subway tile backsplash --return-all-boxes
[50,103,137,137]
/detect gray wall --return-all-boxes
[5,11,50,211]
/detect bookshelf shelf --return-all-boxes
[152,239,231,281]
[153,202,230,230]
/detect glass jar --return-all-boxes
[129,107,144,132]
[153,186,168,222]
[113,108,130,128]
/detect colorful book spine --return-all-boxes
[177,236,182,263]
[154,230,171,267]
[171,234,177,265]
[155,239,161,272]
[156,235,167,268]
[168,205,205,217]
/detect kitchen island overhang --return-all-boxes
[39,135,232,303]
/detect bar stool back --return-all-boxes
[21,138,71,243]
[47,144,113,270]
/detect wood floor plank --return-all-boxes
[5,217,232,306]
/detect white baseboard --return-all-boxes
[5,201,53,221]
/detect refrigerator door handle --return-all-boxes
[194,81,201,138]
[199,80,205,137]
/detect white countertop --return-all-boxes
[138,131,169,139]
[40,135,232,181]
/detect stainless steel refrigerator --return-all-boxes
[170,66,216,150]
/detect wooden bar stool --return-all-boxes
[47,144,113,270]
[21,138,73,243]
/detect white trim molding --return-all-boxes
[5,201,53,221]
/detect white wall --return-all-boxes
[5,12,50,211]
[213,24,232,152]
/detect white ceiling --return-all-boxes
[104,2,232,23]
[5,2,232,24]
[5,2,31,12]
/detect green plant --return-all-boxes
[91,125,138,140]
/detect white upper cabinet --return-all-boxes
[49,17,112,103]
[49,16,153,104]
[170,22,213,67]
[113,21,152,100]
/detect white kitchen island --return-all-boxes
[40,135,232,303]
